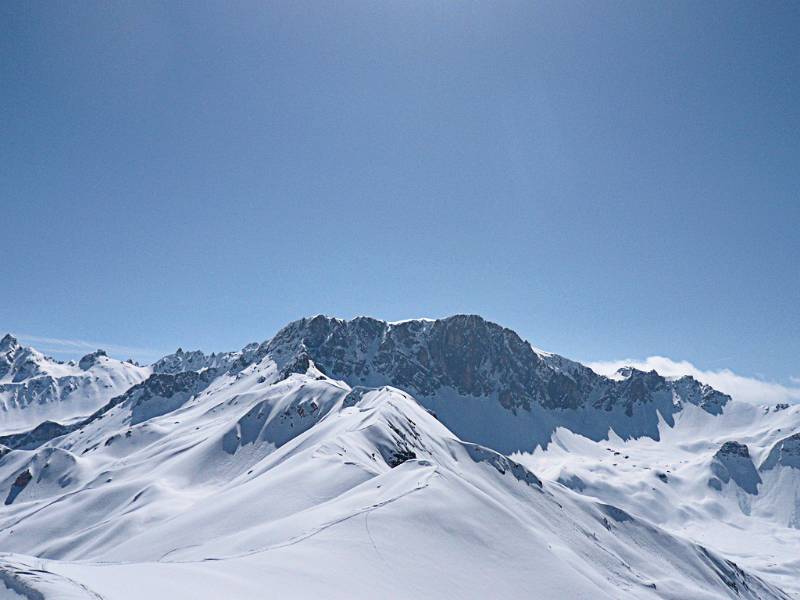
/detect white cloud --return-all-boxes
[586,356,800,406]
[17,334,164,363]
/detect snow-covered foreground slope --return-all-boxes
[0,357,790,599]
[0,335,149,433]
[518,401,800,597]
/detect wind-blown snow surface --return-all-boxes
[517,401,800,597]
[0,317,796,599]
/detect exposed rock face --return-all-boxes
[235,315,736,452]
[760,433,800,471]
[0,334,18,350]
[710,441,761,494]
[4,469,32,505]
[126,370,219,425]
[0,334,22,380]
[259,315,731,416]
[264,315,577,411]
[78,350,107,371]
[0,335,43,383]
[0,421,70,451]
[152,344,259,375]
[0,377,73,410]
[670,375,729,416]
[263,315,548,404]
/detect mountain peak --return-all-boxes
[615,366,659,379]
[264,313,549,408]
[78,349,107,370]
[0,334,24,380]
[256,314,735,451]
[0,333,19,352]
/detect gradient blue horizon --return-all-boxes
[1,2,798,382]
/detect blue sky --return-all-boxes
[1,2,798,389]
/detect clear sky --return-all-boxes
[1,2,798,388]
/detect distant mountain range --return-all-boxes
[0,316,797,599]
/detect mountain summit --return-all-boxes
[256,315,730,450]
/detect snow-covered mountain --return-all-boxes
[258,315,731,452]
[0,334,149,433]
[0,316,797,599]
[150,343,260,375]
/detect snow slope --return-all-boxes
[518,400,800,597]
[0,358,790,598]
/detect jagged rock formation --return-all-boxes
[261,315,730,414]
[1,334,43,382]
[151,344,259,375]
[251,315,731,450]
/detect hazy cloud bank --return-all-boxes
[587,356,800,406]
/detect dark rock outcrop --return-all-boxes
[710,441,761,494]
[4,469,32,505]
[259,315,731,417]
[246,315,734,451]
[0,421,70,452]
[78,350,107,371]
[0,334,21,380]
[152,344,259,375]
[760,433,800,472]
